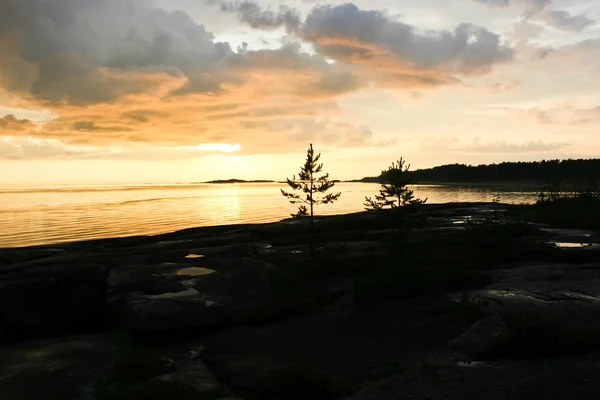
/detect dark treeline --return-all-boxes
[357,159,600,184]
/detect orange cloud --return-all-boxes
[0,114,37,133]
[0,0,516,160]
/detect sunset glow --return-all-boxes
[1,0,599,184]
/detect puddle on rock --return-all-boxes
[456,361,486,367]
[553,242,591,248]
[146,289,200,300]
[185,254,205,259]
[177,267,215,276]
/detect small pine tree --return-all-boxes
[281,144,341,231]
[365,158,426,211]
[365,158,426,254]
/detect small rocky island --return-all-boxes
[1,201,600,400]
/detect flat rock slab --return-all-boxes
[0,335,117,400]
[113,258,276,332]
[202,297,478,396]
[349,354,600,400]
[455,263,600,333]
[0,264,106,342]
[443,315,512,362]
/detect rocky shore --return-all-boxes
[2,202,600,400]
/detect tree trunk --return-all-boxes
[310,173,315,260]
[396,194,404,258]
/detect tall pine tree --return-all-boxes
[282,144,341,231]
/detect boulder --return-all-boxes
[0,264,106,342]
[457,263,600,334]
[442,315,512,362]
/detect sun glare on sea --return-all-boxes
[219,186,241,220]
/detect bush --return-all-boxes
[515,196,600,230]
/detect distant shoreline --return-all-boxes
[202,179,545,187]
[203,179,277,184]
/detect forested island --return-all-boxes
[356,158,600,184]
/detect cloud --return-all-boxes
[423,137,569,153]
[473,0,595,32]
[487,78,521,92]
[0,115,37,133]
[0,0,354,105]
[474,0,549,13]
[0,0,378,152]
[303,4,513,74]
[520,0,552,17]
[474,0,510,6]
[211,2,514,88]
[284,119,393,148]
[540,9,595,32]
[71,121,134,132]
[121,110,171,123]
[489,102,600,125]
[0,0,520,155]
[218,1,301,31]
[0,136,96,160]
[0,135,244,160]
[0,0,230,104]
[524,108,554,124]
[461,139,569,153]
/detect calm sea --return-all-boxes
[0,182,540,248]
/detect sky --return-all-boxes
[0,0,599,184]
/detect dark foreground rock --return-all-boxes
[350,354,600,400]
[1,203,600,399]
[456,263,600,339]
[0,264,106,341]
[110,258,276,333]
[350,262,600,400]
[201,297,478,398]
[0,335,117,400]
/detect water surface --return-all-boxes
[0,182,539,248]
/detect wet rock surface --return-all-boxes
[117,258,276,333]
[1,203,600,399]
